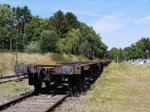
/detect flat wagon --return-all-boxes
[14,60,111,93]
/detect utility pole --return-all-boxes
[10,39,12,52]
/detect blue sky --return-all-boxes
[0,0,150,49]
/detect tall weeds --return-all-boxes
[0,53,88,76]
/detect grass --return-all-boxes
[0,52,88,77]
[0,80,33,103]
[81,62,150,112]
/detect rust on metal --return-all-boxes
[40,62,57,66]
[14,59,111,93]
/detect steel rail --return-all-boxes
[0,92,33,111]
[0,73,27,79]
[0,76,28,84]
[44,94,70,112]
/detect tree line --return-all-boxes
[0,4,107,59]
[108,38,150,61]
[0,4,149,60]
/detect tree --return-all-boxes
[78,23,107,59]
[79,40,92,59]
[49,11,80,38]
[124,37,150,60]
[12,6,31,33]
[109,47,125,62]
[40,30,58,52]
[56,29,80,54]
[0,5,13,40]
[65,12,79,32]
[109,47,119,59]
[49,10,66,38]
[25,16,48,41]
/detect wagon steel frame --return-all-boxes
[15,60,111,93]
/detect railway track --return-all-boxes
[0,69,101,112]
[0,88,70,112]
[0,74,28,84]
[0,60,111,111]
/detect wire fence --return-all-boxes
[0,39,45,54]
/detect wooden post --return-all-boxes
[10,39,12,52]
[16,39,18,64]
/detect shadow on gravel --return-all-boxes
[40,84,69,95]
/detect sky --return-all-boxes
[0,0,150,49]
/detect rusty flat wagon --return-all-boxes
[14,60,111,94]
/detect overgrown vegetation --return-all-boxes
[0,80,33,102]
[0,53,88,77]
[0,4,107,59]
[81,62,150,112]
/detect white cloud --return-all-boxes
[89,15,150,49]
[89,15,125,35]
[0,0,23,6]
[54,8,100,17]
[135,16,150,24]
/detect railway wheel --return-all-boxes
[69,77,84,96]
[68,77,74,95]
[34,78,42,93]
[77,77,84,93]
